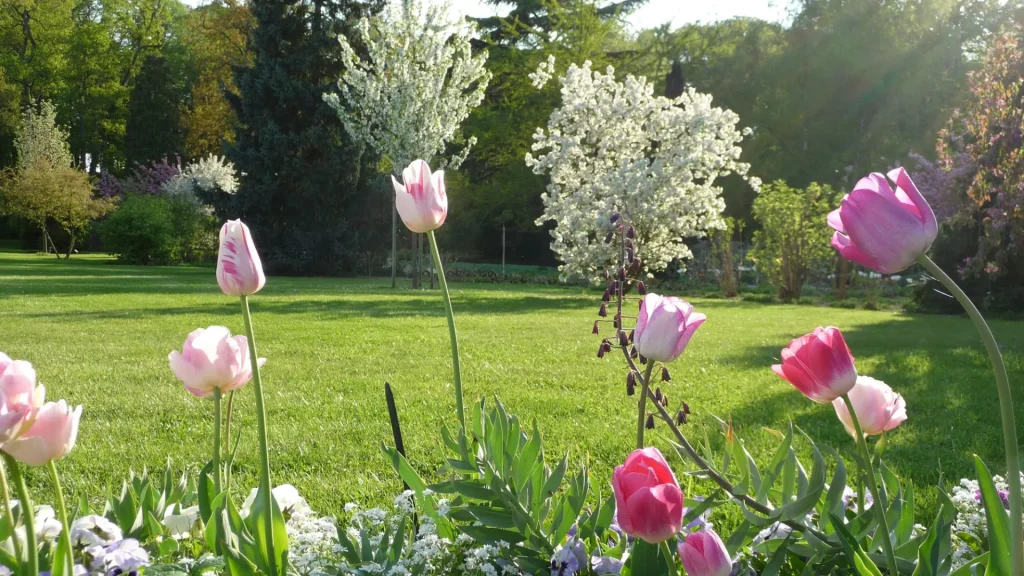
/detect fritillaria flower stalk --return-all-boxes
[591,213,702,449]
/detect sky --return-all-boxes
[182,0,792,29]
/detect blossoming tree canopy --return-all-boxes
[325,0,490,171]
[526,57,759,282]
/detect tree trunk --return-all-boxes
[391,192,397,289]
[63,231,76,259]
[837,258,850,300]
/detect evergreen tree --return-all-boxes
[228,0,383,275]
[125,55,185,168]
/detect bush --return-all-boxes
[101,195,218,265]
[100,195,175,264]
[750,181,839,300]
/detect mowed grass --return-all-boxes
[0,251,1022,520]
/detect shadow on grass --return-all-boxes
[723,315,1024,497]
[0,252,597,318]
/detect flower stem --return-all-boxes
[213,388,223,496]
[635,362,655,449]
[0,459,23,562]
[917,254,1022,573]
[426,230,465,430]
[2,453,37,576]
[842,394,898,576]
[223,390,235,489]
[660,541,679,576]
[47,461,74,576]
[239,295,277,576]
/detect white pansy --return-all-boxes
[527,58,756,282]
[326,0,490,171]
[241,484,312,518]
[162,505,201,540]
[70,515,123,548]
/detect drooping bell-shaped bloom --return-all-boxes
[828,168,938,274]
[169,326,265,398]
[392,160,448,233]
[216,220,266,296]
[0,353,46,444]
[679,529,732,576]
[2,400,81,466]
[612,447,684,543]
[832,376,907,437]
[772,327,857,403]
[634,294,706,363]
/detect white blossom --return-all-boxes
[326,0,490,171]
[527,59,758,282]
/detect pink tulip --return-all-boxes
[169,327,265,398]
[772,327,857,403]
[612,447,684,543]
[217,220,265,296]
[634,294,706,363]
[2,400,81,466]
[828,167,938,274]
[392,160,448,233]
[679,530,732,576]
[833,376,907,437]
[0,353,46,444]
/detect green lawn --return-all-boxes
[0,251,1022,519]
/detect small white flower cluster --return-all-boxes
[338,496,511,576]
[947,473,1020,567]
[287,508,345,575]
[526,58,759,282]
[162,154,239,207]
[328,0,490,171]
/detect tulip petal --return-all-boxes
[888,167,938,241]
[827,207,845,233]
[622,484,683,543]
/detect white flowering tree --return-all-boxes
[325,0,490,286]
[526,57,760,282]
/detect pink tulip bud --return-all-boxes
[217,220,266,296]
[679,529,732,576]
[612,448,684,543]
[832,376,907,437]
[169,327,266,398]
[772,327,857,403]
[828,168,938,274]
[2,400,81,466]
[634,294,706,363]
[392,160,447,233]
[0,354,46,444]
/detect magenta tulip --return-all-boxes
[833,376,907,437]
[828,167,938,274]
[2,400,81,466]
[679,529,732,576]
[634,294,706,363]
[216,220,265,296]
[169,327,265,398]
[392,160,447,233]
[612,447,684,543]
[0,353,46,444]
[772,327,857,403]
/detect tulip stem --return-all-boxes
[213,388,223,496]
[636,362,655,449]
[660,541,679,576]
[0,459,23,562]
[427,230,465,430]
[3,453,37,576]
[47,461,74,576]
[842,394,898,576]
[224,390,235,489]
[917,254,1023,573]
[239,295,278,576]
